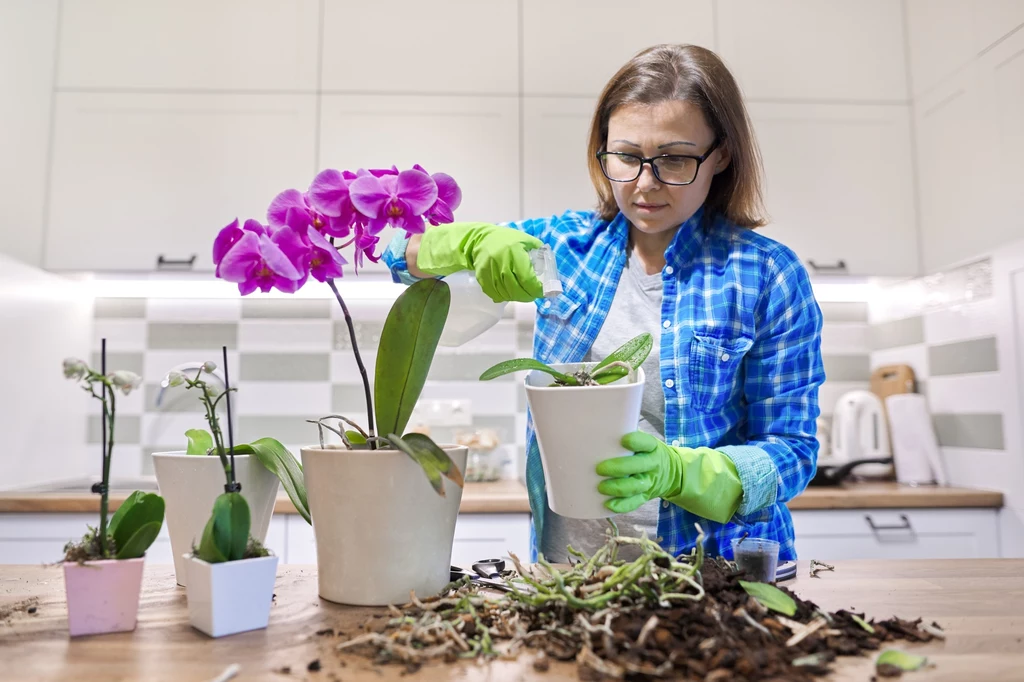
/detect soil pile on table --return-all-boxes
[331,527,941,680]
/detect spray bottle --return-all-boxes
[438,244,562,347]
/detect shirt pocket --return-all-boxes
[687,333,754,413]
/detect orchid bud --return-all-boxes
[161,371,186,388]
[202,361,217,374]
[109,370,143,395]
[63,358,87,380]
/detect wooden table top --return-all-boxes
[2,559,1023,681]
[0,480,1003,515]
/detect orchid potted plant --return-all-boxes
[479,333,653,520]
[61,344,166,636]
[212,164,467,605]
[152,355,307,587]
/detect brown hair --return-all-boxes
[587,44,768,228]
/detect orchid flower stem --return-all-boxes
[98,386,115,558]
[326,278,376,450]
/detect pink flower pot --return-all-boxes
[63,558,145,637]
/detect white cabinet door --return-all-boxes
[717,0,907,102]
[791,508,1000,560]
[450,513,532,568]
[522,97,598,220]
[45,93,317,271]
[751,103,918,276]
[57,0,319,91]
[521,0,714,96]
[318,95,520,275]
[972,1,1024,54]
[321,0,518,95]
[0,0,58,269]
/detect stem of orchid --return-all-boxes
[98,339,110,558]
[326,278,376,450]
[100,388,116,559]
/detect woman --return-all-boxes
[382,44,825,564]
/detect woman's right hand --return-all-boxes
[412,222,544,303]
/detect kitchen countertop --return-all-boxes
[2,559,1023,681]
[0,480,1002,514]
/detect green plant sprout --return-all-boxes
[478,332,653,386]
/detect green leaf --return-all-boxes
[876,649,928,672]
[387,433,449,497]
[739,580,797,616]
[345,430,367,445]
[244,438,310,525]
[479,358,575,384]
[375,278,450,438]
[851,613,875,634]
[109,491,165,559]
[196,492,250,563]
[185,428,213,455]
[592,364,630,384]
[402,432,465,488]
[594,333,653,372]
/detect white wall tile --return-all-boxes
[330,351,378,385]
[926,373,1009,415]
[235,381,330,417]
[817,381,871,416]
[238,320,333,352]
[147,299,241,322]
[92,320,147,352]
[142,350,239,384]
[870,344,930,380]
[80,383,145,417]
[419,382,516,416]
[435,320,517,355]
[106,445,144,480]
[141,413,209,449]
[820,322,869,354]
[923,298,999,346]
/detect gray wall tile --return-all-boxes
[868,316,924,350]
[428,354,513,381]
[428,415,518,445]
[517,384,527,411]
[90,351,144,376]
[144,384,218,413]
[240,353,330,382]
[932,413,1004,450]
[819,302,869,323]
[332,384,371,414]
[334,321,384,351]
[94,298,146,319]
[929,337,999,376]
[516,321,534,352]
[148,323,237,350]
[237,416,316,446]
[822,355,870,382]
[88,415,141,444]
[242,299,330,319]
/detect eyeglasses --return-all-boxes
[596,138,722,186]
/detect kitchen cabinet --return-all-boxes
[791,508,1000,560]
[522,97,598,219]
[318,95,520,275]
[56,0,319,91]
[0,0,58,269]
[44,93,317,272]
[717,0,907,102]
[321,0,518,95]
[0,514,288,565]
[750,102,919,276]
[521,0,714,96]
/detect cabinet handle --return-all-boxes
[864,513,912,532]
[807,259,848,274]
[157,254,197,269]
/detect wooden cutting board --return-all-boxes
[870,364,916,402]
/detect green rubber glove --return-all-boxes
[596,431,744,523]
[417,222,545,303]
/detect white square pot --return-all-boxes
[184,554,279,638]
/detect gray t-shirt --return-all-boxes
[540,247,665,563]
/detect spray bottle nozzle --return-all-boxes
[529,245,563,298]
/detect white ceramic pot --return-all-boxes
[525,363,645,520]
[63,557,145,637]
[152,453,279,587]
[184,554,279,638]
[301,444,468,606]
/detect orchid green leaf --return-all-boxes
[345,430,367,445]
[594,333,653,372]
[387,433,447,497]
[592,364,630,384]
[185,428,213,455]
[851,613,875,634]
[739,580,797,616]
[876,649,928,672]
[402,432,464,488]
[109,491,165,559]
[479,358,574,383]
[197,492,250,563]
[375,278,450,439]
[231,439,309,525]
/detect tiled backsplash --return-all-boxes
[88,292,869,481]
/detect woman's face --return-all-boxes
[604,100,729,237]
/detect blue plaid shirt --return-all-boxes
[384,207,825,563]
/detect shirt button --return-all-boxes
[542,301,551,310]
[665,379,674,388]
[662,319,671,329]
[656,536,664,542]
[662,500,671,509]
[721,352,731,361]
[665,266,674,275]
[671,439,680,447]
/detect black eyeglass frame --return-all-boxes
[595,137,723,186]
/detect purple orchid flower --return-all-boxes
[307,169,362,239]
[267,187,353,240]
[213,218,306,295]
[413,164,462,226]
[303,224,347,281]
[348,168,438,236]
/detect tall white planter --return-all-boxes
[153,453,279,587]
[185,554,279,638]
[301,445,468,606]
[525,363,645,519]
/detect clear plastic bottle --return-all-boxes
[438,244,562,347]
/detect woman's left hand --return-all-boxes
[596,432,744,523]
